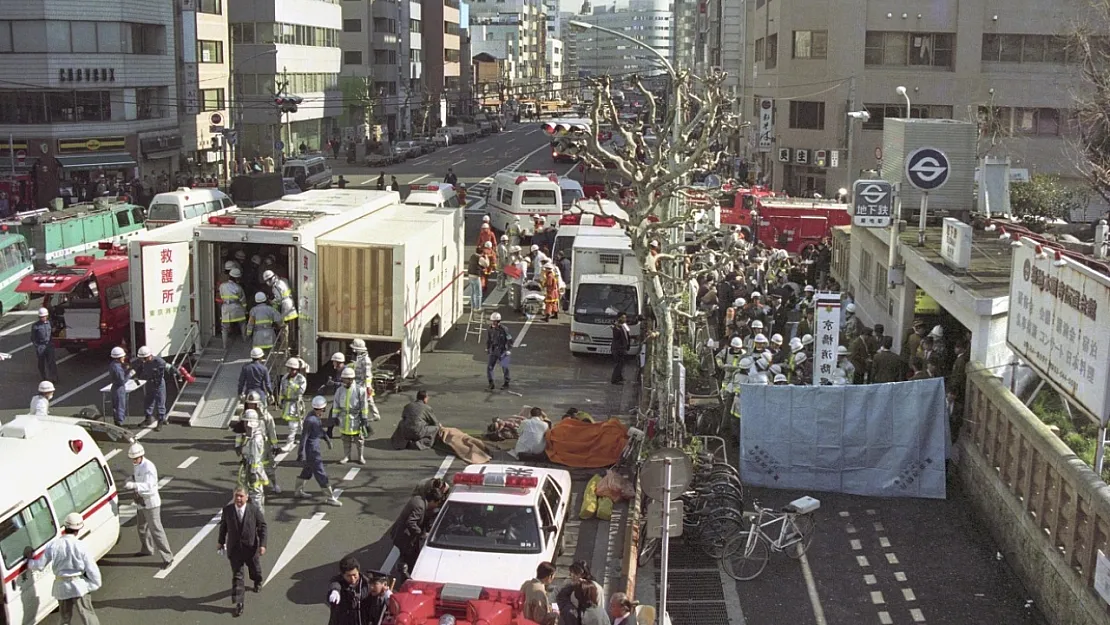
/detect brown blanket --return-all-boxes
[545,418,630,468]
[439,426,492,465]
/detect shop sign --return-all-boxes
[0,139,28,152]
[1007,243,1110,423]
[757,98,773,153]
[813,292,842,385]
[940,217,972,270]
[57,137,127,154]
[182,63,200,115]
[140,135,183,154]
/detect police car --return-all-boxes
[410,464,573,591]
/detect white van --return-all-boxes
[404,183,461,209]
[558,176,585,209]
[283,155,333,191]
[0,416,123,625]
[147,187,235,229]
[487,172,563,238]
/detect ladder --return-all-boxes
[465,307,485,343]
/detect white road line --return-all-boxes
[8,343,30,355]
[879,537,891,548]
[6,310,43,316]
[894,571,907,582]
[178,456,198,469]
[408,174,430,185]
[482,148,494,154]
[53,372,109,406]
[359,178,374,185]
[850,539,862,550]
[866,509,877,515]
[0,321,33,337]
[885,553,900,564]
[856,556,870,567]
[263,511,329,586]
[410,158,429,166]
[512,318,533,348]
[381,456,455,573]
[902,588,917,601]
[153,512,222,579]
[507,138,515,143]
[342,467,360,482]
[874,522,885,531]
[870,591,885,605]
[451,159,466,166]
[838,511,850,517]
[57,352,77,365]
[863,574,877,585]
[435,455,454,478]
[845,523,856,534]
[878,612,893,625]
[909,608,926,622]
[799,552,828,625]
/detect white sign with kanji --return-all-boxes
[813,292,842,385]
[142,242,192,356]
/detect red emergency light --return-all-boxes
[452,472,539,488]
[514,175,529,185]
[559,214,582,226]
[259,217,294,229]
[74,255,95,266]
[593,216,617,227]
[411,184,441,192]
[207,215,237,226]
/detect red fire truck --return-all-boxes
[384,581,541,625]
[720,193,850,255]
[16,243,131,352]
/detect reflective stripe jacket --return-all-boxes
[218,281,247,323]
[353,353,374,394]
[246,303,282,348]
[333,383,368,435]
[278,372,306,421]
[238,428,269,488]
[270,277,298,321]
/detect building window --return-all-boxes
[199,0,222,14]
[231,23,339,47]
[788,100,825,130]
[343,50,363,65]
[792,30,827,59]
[136,87,165,119]
[200,89,224,112]
[765,33,778,69]
[859,248,873,293]
[444,21,460,36]
[343,19,362,33]
[198,40,223,63]
[865,31,954,69]
[410,48,422,63]
[410,19,422,33]
[874,262,887,300]
[982,34,1072,64]
[860,104,953,130]
[1013,107,1061,136]
[754,37,764,63]
[445,48,460,63]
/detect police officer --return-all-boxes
[30,381,54,416]
[238,409,269,513]
[246,292,282,352]
[333,367,369,465]
[238,347,273,402]
[219,267,248,350]
[134,346,171,431]
[278,358,307,453]
[350,339,383,423]
[261,270,299,323]
[31,307,57,382]
[108,346,130,426]
[295,396,343,506]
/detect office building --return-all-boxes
[180,0,231,179]
[422,0,462,126]
[575,0,676,81]
[559,12,581,84]
[468,0,546,98]
[341,0,403,142]
[547,37,563,97]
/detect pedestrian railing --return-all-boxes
[962,365,1110,624]
[167,323,199,395]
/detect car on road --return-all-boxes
[412,138,437,154]
[410,464,572,591]
[392,141,421,160]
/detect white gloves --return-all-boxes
[328,590,340,604]
[124,481,136,490]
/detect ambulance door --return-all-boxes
[297,246,318,368]
[0,497,62,625]
[141,241,194,356]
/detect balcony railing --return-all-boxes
[445,0,460,9]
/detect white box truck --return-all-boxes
[569,233,644,355]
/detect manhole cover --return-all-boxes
[666,600,730,624]
[655,570,726,601]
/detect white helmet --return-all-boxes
[530,244,539,252]
[137,346,153,358]
[801,334,814,346]
[739,357,754,369]
[37,307,49,317]
[649,240,660,248]
[770,333,783,345]
[331,352,346,363]
[733,298,746,308]
[235,250,247,261]
[127,443,145,459]
[311,396,328,409]
[751,291,762,299]
[845,303,856,314]
[754,333,768,344]
[351,338,367,352]
[243,409,260,427]
[482,215,491,223]
[790,336,803,349]
[254,292,267,303]
[251,254,262,265]
[794,352,808,364]
[285,357,301,369]
[262,270,275,282]
[929,325,944,338]
[804,284,815,293]
[64,512,84,531]
[484,241,493,248]
[837,345,849,356]
[340,367,356,380]
[774,374,788,384]
[250,347,264,359]
[246,391,263,404]
[224,261,237,271]
[770,364,782,375]
[490,312,502,322]
[110,346,126,359]
[501,234,509,241]
[229,268,242,278]
[38,381,55,393]
[750,320,764,330]
[510,245,522,253]
[730,337,743,349]
[481,223,491,230]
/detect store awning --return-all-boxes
[0,156,37,170]
[55,152,137,171]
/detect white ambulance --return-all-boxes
[486,172,563,238]
[0,416,123,625]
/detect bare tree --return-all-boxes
[970,89,1008,159]
[1072,1,1110,205]
[575,69,743,433]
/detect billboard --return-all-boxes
[1007,243,1110,423]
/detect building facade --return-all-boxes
[340,0,404,142]
[229,0,343,159]
[0,0,182,210]
[180,0,230,181]
[468,0,546,100]
[559,12,581,85]
[740,0,1088,198]
[422,0,462,126]
[575,0,676,81]
[547,37,563,97]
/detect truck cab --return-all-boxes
[569,234,643,355]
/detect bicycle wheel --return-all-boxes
[699,514,745,559]
[786,514,817,559]
[722,530,770,581]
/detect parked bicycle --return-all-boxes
[721,496,821,581]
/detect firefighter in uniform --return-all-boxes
[219,268,248,349]
[333,367,369,465]
[30,381,54,416]
[295,396,343,506]
[262,269,299,322]
[236,391,281,493]
[278,358,308,453]
[237,409,269,513]
[238,347,273,402]
[246,292,283,352]
[716,337,745,397]
[134,346,170,430]
[350,339,383,423]
[108,346,130,426]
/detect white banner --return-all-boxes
[757,98,773,153]
[142,242,192,356]
[1007,243,1110,422]
[813,292,841,385]
[739,379,949,499]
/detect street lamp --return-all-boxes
[895,85,911,118]
[845,110,870,202]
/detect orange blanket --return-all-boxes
[545,418,630,468]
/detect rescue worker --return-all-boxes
[466,245,485,310]
[529,244,549,278]
[333,367,369,465]
[480,241,498,289]
[108,346,130,426]
[262,269,298,322]
[124,443,174,568]
[835,345,855,382]
[787,338,804,384]
[716,337,745,396]
[541,264,559,321]
[238,347,273,402]
[745,319,765,351]
[320,351,347,397]
[31,307,58,383]
[486,312,513,390]
[496,234,511,278]
[24,513,102,625]
[278,357,308,453]
[793,352,811,384]
[729,356,754,420]
[238,391,281,493]
[350,339,383,423]
[508,247,528,313]
[295,396,342,506]
[238,409,269,513]
[478,222,497,249]
[219,267,248,350]
[134,346,170,431]
[246,292,282,352]
[30,380,54,416]
[224,259,242,277]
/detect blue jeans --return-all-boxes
[487,352,510,384]
[468,276,483,309]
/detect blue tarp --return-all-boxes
[738,379,949,499]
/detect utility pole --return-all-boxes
[283,67,291,158]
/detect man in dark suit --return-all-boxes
[611,312,632,385]
[218,487,268,618]
[388,486,445,583]
[869,336,905,383]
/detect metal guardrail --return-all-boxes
[167,323,199,396]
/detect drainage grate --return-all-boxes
[666,600,731,624]
[656,543,718,570]
[654,570,727,602]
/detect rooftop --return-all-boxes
[897,226,1013,300]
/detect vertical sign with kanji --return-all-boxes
[813,292,842,385]
[142,242,193,356]
[299,248,318,368]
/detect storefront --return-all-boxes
[0,138,38,216]
[139,133,182,185]
[51,136,138,206]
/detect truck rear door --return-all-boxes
[297,247,318,368]
[141,242,192,356]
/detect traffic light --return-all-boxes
[275,95,303,114]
